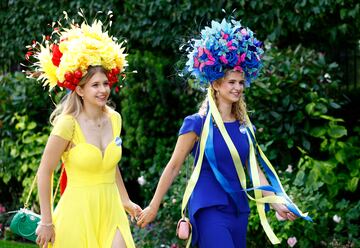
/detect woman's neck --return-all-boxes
[82,104,105,121]
[217,101,234,122]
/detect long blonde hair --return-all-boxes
[198,71,247,124]
[50,66,112,125]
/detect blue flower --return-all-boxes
[184,18,264,86]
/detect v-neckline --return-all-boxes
[73,113,116,159]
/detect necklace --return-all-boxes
[83,113,104,128]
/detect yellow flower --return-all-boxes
[33,19,128,90]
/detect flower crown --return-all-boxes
[26,16,127,91]
[185,19,264,87]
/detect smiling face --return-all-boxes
[212,70,245,105]
[76,71,110,108]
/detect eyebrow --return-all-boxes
[228,79,245,82]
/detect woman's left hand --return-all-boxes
[271,203,297,221]
[123,200,142,222]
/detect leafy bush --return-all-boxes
[0,72,52,209]
[245,45,359,247]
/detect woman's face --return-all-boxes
[77,71,110,108]
[213,71,245,104]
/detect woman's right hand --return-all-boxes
[35,224,55,247]
[137,205,158,228]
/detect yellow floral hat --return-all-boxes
[26,14,127,91]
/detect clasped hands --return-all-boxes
[133,203,297,229]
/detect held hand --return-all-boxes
[271,203,298,221]
[35,223,55,247]
[137,205,158,228]
[123,200,142,222]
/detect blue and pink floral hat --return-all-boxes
[185,19,264,87]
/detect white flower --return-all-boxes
[324,73,331,82]
[285,165,293,173]
[287,237,297,247]
[137,176,146,186]
[172,198,177,204]
[333,214,341,223]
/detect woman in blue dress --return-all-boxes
[137,19,310,247]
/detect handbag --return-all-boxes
[10,208,41,242]
[9,167,65,242]
[10,117,74,242]
[176,217,192,240]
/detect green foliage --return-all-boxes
[2,1,360,72]
[0,72,52,208]
[247,44,343,167]
[119,0,360,53]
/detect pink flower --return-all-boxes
[233,66,243,72]
[221,31,229,40]
[241,28,248,36]
[237,53,246,64]
[194,47,215,71]
[170,244,179,248]
[0,204,5,213]
[287,237,297,247]
[226,40,237,50]
[220,55,228,64]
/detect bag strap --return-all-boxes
[23,115,75,209]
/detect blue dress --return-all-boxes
[179,113,251,247]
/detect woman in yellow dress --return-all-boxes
[28,16,141,248]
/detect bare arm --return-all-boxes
[36,135,68,247]
[256,163,297,221]
[115,166,142,219]
[137,132,197,227]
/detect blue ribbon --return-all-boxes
[246,127,312,221]
[204,117,244,214]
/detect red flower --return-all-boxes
[51,44,63,67]
[25,51,33,60]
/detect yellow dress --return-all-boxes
[50,111,135,248]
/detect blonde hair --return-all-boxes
[50,66,112,125]
[198,72,247,124]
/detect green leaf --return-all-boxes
[309,126,326,137]
[335,150,347,164]
[320,115,344,122]
[305,102,316,114]
[294,170,305,186]
[27,121,37,130]
[328,125,347,138]
[346,177,359,192]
